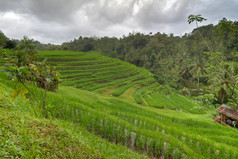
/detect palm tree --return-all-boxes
[189,56,208,89]
[208,64,236,103]
[188,14,207,28]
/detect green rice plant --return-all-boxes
[87,69,150,91]
[38,50,85,56]
[58,62,124,75]
[38,51,101,59]
[111,110,238,158]
[112,77,155,96]
[46,58,113,67]
[62,68,139,87]
[133,82,158,104]
[62,66,137,82]
[55,61,122,71]
[144,91,177,109]
[37,89,201,158]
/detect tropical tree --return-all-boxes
[5,36,60,112]
[208,62,237,104]
[188,15,238,107]
[14,36,37,67]
[201,51,238,107]
[189,55,208,89]
[188,14,207,28]
[188,14,214,53]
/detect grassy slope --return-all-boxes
[10,83,238,158]
[0,108,102,159]
[0,75,148,159]
[1,50,238,158]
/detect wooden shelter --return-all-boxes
[215,104,238,128]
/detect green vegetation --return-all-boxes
[59,18,238,107]
[0,31,8,48]
[0,16,238,159]
[0,71,238,158]
[0,108,103,159]
[3,37,60,113]
[0,74,148,159]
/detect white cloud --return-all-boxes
[0,0,237,44]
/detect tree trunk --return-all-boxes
[198,71,200,89]
[221,90,225,104]
[42,83,47,112]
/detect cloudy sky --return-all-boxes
[0,0,237,44]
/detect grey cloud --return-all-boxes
[0,0,20,12]
[84,0,135,25]
[25,0,88,23]
[0,0,93,23]
[134,0,203,28]
[202,0,238,22]
[0,0,237,43]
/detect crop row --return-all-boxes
[60,64,133,80]
[143,88,204,114]
[113,112,238,159]
[133,82,158,104]
[62,68,139,87]
[55,62,122,71]
[58,62,127,75]
[37,50,85,56]
[47,99,198,158]
[38,51,101,59]
[48,59,113,66]
[41,87,238,159]
[112,77,155,97]
[86,69,152,91]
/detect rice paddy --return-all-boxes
[17,84,238,158]
[2,50,236,158]
[38,50,200,113]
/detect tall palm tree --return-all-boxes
[189,56,208,89]
[188,14,207,28]
[208,64,236,103]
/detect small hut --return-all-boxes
[215,104,238,128]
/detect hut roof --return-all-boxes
[217,105,238,120]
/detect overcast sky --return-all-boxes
[0,0,238,44]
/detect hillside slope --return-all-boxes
[1,50,237,158]
[38,50,201,113]
[1,73,238,158]
[0,79,148,159]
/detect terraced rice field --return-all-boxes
[38,51,202,113]
[1,50,237,158]
[29,85,238,158]
[38,51,153,93]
